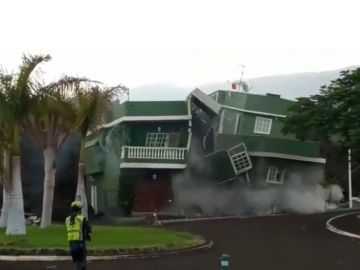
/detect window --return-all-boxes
[146,133,169,147]
[218,110,225,133]
[227,143,252,175]
[145,132,180,147]
[266,167,285,184]
[90,184,98,213]
[254,117,272,134]
[234,113,241,134]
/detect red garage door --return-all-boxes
[133,174,172,213]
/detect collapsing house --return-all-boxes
[83,89,326,215]
[194,90,325,185]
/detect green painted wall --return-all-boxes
[125,101,188,116]
[220,109,296,139]
[248,156,325,188]
[220,109,242,135]
[216,134,320,158]
[127,121,189,147]
[217,105,321,157]
[213,90,293,116]
[244,94,293,116]
[242,135,320,157]
[107,100,188,120]
[237,113,296,140]
[216,91,247,108]
[89,140,123,213]
[84,126,126,213]
[83,145,105,174]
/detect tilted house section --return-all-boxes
[206,90,326,186]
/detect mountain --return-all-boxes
[199,66,358,100]
[246,66,358,100]
[129,66,358,101]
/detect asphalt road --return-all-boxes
[2,212,360,270]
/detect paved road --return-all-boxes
[2,213,360,270]
[331,211,360,234]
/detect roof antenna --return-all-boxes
[238,64,246,92]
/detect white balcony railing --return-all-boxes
[121,146,186,160]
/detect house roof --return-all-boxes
[110,100,189,118]
[101,100,190,128]
[211,90,294,116]
[188,88,221,115]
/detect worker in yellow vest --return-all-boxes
[65,200,92,270]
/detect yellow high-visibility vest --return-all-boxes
[65,215,85,241]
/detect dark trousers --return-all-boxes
[69,241,87,270]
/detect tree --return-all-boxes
[0,54,51,234]
[283,68,360,148]
[73,85,126,217]
[283,68,360,190]
[23,76,87,228]
[0,120,12,229]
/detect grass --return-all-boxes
[0,225,202,254]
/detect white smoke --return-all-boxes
[170,154,344,216]
[323,184,343,203]
[277,186,326,214]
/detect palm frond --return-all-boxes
[3,54,51,123]
[0,92,13,124]
[42,76,101,100]
[23,93,76,149]
[16,54,51,94]
[74,85,123,137]
[0,72,14,93]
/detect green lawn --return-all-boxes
[0,225,202,251]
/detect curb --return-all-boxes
[161,213,291,224]
[161,216,237,224]
[326,211,360,239]
[0,240,214,262]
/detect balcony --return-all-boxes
[120,146,187,169]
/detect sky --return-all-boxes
[1,0,360,90]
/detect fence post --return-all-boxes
[221,254,229,270]
[153,209,161,226]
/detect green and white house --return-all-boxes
[84,89,326,215]
[84,100,191,214]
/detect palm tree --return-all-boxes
[73,85,126,217]
[0,54,51,234]
[0,121,12,229]
[23,76,89,228]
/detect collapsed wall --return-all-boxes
[170,151,343,217]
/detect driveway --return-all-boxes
[1,212,359,270]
